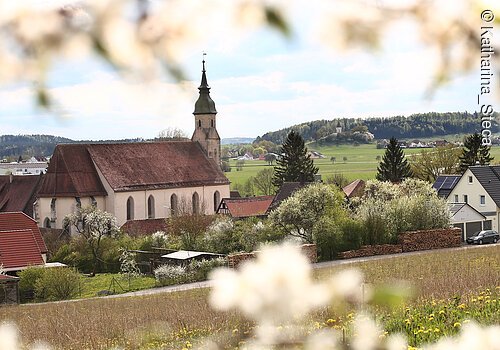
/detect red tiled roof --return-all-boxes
[343,179,365,198]
[0,175,43,217]
[38,144,108,197]
[0,229,45,269]
[39,142,229,196]
[0,212,48,254]
[120,218,168,236]
[267,182,311,213]
[220,196,274,218]
[88,142,229,191]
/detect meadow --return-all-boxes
[225,143,500,187]
[1,245,498,349]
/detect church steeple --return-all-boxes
[194,58,217,115]
[192,55,221,166]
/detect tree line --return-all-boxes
[255,112,499,144]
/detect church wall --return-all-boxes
[36,196,106,229]
[114,184,230,226]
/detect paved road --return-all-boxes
[23,243,499,305]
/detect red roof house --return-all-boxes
[217,196,274,219]
[0,212,48,272]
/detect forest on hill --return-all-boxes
[254,112,499,144]
[0,135,73,159]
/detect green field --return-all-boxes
[225,143,500,187]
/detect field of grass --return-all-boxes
[225,144,500,187]
[1,245,498,349]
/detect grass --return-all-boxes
[225,143,500,187]
[78,274,157,299]
[1,245,498,349]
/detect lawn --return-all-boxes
[2,245,498,349]
[226,143,500,187]
[78,273,157,299]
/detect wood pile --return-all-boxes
[227,244,317,269]
[399,227,462,252]
[338,244,402,259]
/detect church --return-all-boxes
[34,61,230,229]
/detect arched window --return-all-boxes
[44,217,51,228]
[75,197,81,210]
[50,198,57,220]
[213,191,220,213]
[90,196,97,207]
[147,195,155,219]
[126,196,134,220]
[192,192,200,215]
[170,194,178,217]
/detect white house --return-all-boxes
[34,60,230,229]
[445,165,500,234]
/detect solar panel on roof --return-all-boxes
[442,176,460,189]
[433,177,446,189]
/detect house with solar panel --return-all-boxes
[434,165,500,239]
[33,60,230,230]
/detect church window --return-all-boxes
[192,192,200,214]
[44,217,51,228]
[50,198,57,220]
[170,194,178,216]
[213,191,220,212]
[127,196,134,220]
[198,120,202,127]
[91,196,97,207]
[211,119,214,127]
[75,197,81,210]
[147,195,155,219]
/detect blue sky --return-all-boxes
[0,1,488,141]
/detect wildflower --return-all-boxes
[438,310,445,315]
[454,322,461,328]
[457,303,466,309]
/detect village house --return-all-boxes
[438,165,500,236]
[34,61,230,229]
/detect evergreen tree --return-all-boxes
[272,131,318,187]
[376,137,412,182]
[458,133,494,172]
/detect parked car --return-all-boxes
[466,230,499,245]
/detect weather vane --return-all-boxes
[202,52,206,71]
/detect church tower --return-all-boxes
[191,58,221,166]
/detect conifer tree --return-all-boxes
[376,137,412,182]
[458,133,493,173]
[272,131,318,188]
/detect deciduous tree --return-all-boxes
[410,145,461,182]
[63,206,119,275]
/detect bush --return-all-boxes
[313,217,364,261]
[34,267,80,301]
[154,264,192,286]
[17,267,46,302]
[188,257,227,281]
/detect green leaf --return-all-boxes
[264,6,291,38]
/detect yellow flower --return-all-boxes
[232,328,239,334]
[434,328,440,333]
[454,322,461,328]
[438,310,445,315]
[327,318,336,324]
[457,303,466,309]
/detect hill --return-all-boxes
[0,134,74,159]
[254,112,499,144]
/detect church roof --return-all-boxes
[38,142,229,196]
[0,175,43,217]
[193,60,217,115]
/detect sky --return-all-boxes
[0,0,496,141]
